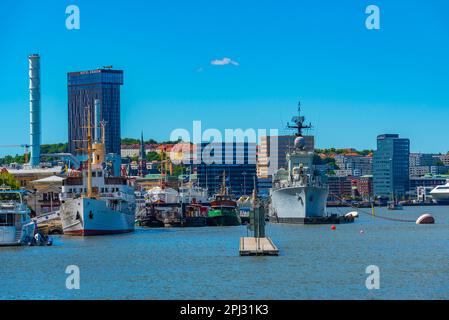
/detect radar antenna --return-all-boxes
[286,100,312,137]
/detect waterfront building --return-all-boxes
[6,167,64,189]
[120,145,140,158]
[373,134,410,199]
[437,154,449,166]
[334,154,372,176]
[430,165,449,175]
[29,175,64,215]
[68,68,124,156]
[410,153,436,167]
[334,169,354,177]
[354,175,374,200]
[257,135,314,178]
[327,176,352,201]
[409,176,447,198]
[409,166,431,177]
[196,142,257,197]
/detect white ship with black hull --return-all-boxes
[269,103,354,224]
[60,104,136,236]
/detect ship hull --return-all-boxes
[270,186,330,223]
[270,215,354,224]
[183,216,208,227]
[430,195,449,205]
[207,215,241,226]
[61,198,135,236]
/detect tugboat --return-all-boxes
[181,202,208,227]
[60,106,136,235]
[0,186,35,246]
[207,171,241,226]
[269,102,354,224]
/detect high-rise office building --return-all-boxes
[257,135,314,178]
[373,134,410,199]
[68,68,123,156]
[196,142,257,197]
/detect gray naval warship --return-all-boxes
[269,103,354,224]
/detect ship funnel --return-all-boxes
[29,54,41,167]
[94,99,101,142]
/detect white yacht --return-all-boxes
[0,187,35,246]
[430,180,449,204]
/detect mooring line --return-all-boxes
[328,192,416,223]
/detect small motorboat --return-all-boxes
[27,232,53,246]
[345,211,359,218]
[387,202,404,210]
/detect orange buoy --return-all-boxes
[331,225,336,230]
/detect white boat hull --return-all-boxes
[61,198,135,236]
[270,186,328,223]
[0,223,35,246]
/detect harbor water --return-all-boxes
[1,206,448,300]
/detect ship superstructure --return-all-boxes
[60,103,136,235]
[430,179,449,204]
[269,102,331,224]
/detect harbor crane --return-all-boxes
[0,144,30,163]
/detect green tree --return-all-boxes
[41,143,68,154]
[146,151,161,162]
[0,172,20,189]
[172,164,185,177]
[121,138,140,145]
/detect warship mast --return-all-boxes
[287,101,312,137]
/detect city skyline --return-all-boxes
[1,0,449,157]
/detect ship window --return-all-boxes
[92,172,96,177]
[98,171,102,177]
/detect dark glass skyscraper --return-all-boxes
[195,142,257,197]
[68,69,123,156]
[373,134,410,199]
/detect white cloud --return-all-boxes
[210,57,239,66]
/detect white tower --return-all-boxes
[29,54,41,167]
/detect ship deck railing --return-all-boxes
[60,191,135,202]
[0,202,29,214]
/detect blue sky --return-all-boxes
[0,0,448,156]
